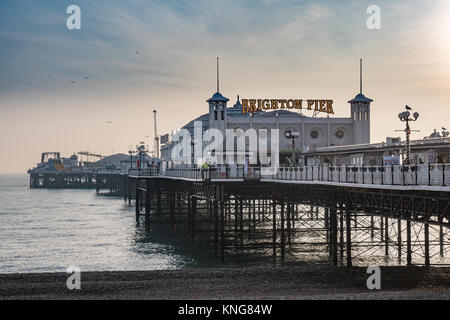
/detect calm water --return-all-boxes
[0,174,227,274]
[1,175,448,273]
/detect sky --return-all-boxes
[1,0,449,173]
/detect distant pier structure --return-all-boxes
[28,152,119,193]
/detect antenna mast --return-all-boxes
[217,57,219,92]
[360,58,363,94]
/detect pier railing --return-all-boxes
[265,163,450,187]
[128,168,160,177]
[164,165,261,181]
[129,163,450,187]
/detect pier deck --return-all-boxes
[126,164,450,268]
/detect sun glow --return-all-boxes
[432,3,450,57]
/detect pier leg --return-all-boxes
[407,220,412,266]
[214,200,218,259]
[440,225,444,257]
[135,187,140,224]
[220,200,225,262]
[324,207,330,255]
[240,199,243,247]
[287,202,292,247]
[187,195,191,238]
[124,177,127,202]
[346,203,352,267]
[339,206,344,263]
[330,205,338,266]
[370,216,374,240]
[385,217,389,256]
[145,184,151,230]
[191,197,197,243]
[128,180,131,205]
[170,192,175,229]
[177,193,181,209]
[262,200,266,222]
[234,197,239,246]
[272,199,277,261]
[157,187,161,216]
[280,201,285,265]
[397,219,402,259]
[248,200,252,235]
[253,199,256,231]
[424,222,430,267]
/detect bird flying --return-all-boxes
[405,105,412,110]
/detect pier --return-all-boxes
[127,164,450,267]
[28,152,134,194]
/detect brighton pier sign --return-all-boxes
[242,99,334,115]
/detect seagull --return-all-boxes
[69,81,76,84]
[106,121,112,125]
[443,127,448,131]
[405,105,412,110]
[136,50,140,55]
[84,76,88,80]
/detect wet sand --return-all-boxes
[0,266,449,300]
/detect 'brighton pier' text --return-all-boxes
[242,99,334,115]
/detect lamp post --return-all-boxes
[285,130,300,165]
[398,107,419,165]
[128,149,134,170]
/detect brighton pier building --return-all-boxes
[160,76,372,166]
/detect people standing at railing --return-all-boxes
[201,162,210,180]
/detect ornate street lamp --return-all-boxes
[398,106,419,165]
[285,130,300,165]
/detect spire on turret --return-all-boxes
[348,58,372,103]
[207,57,228,102]
[234,95,241,107]
[360,58,362,94]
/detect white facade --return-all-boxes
[161,88,372,164]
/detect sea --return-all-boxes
[0,174,228,274]
[1,174,448,274]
